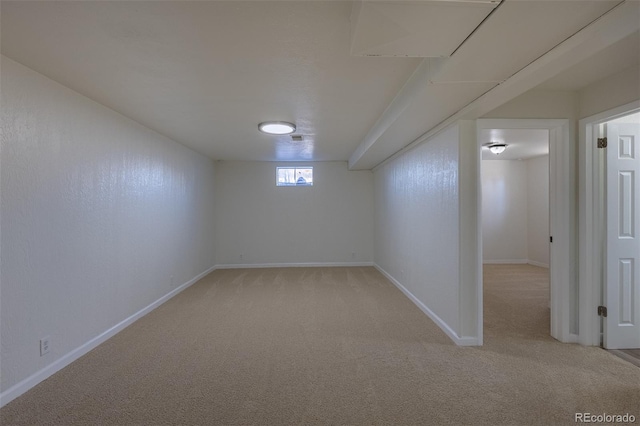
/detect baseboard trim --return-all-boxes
[527,260,550,269]
[483,259,528,264]
[373,264,480,347]
[0,265,217,408]
[214,262,374,269]
[483,259,550,269]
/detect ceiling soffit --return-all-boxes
[432,0,624,84]
[350,0,635,169]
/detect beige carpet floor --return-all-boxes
[1,265,639,425]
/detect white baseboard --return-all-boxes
[527,260,550,269]
[214,262,374,269]
[483,259,550,269]
[0,265,217,408]
[373,264,480,347]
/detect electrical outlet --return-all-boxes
[170,275,174,287]
[351,252,356,260]
[40,336,51,356]
[240,254,244,261]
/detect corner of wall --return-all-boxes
[457,120,481,341]
[373,264,479,346]
[0,265,217,408]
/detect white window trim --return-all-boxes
[276,166,313,187]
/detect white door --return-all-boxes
[604,122,640,349]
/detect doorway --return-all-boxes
[476,119,572,345]
[580,102,640,350]
[480,128,551,340]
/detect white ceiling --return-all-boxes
[2,1,638,167]
[350,0,496,57]
[1,1,419,162]
[481,129,548,161]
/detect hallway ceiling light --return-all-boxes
[488,142,507,155]
[258,121,296,135]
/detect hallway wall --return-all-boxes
[1,57,217,399]
[374,121,479,344]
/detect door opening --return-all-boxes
[477,119,572,345]
[480,128,551,339]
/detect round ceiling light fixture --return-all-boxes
[488,142,508,155]
[258,121,296,135]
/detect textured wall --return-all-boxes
[374,125,461,335]
[1,57,217,393]
[481,160,529,262]
[215,161,373,265]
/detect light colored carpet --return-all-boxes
[1,265,639,425]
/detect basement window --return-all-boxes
[276,167,313,186]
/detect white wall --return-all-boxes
[481,161,529,263]
[215,161,373,266]
[579,65,640,119]
[527,155,550,267]
[374,122,479,344]
[0,57,217,400]
[481,157,549,267]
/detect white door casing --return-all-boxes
[604,122,640,349]
[477,119,572,344]
[579,101,640,347]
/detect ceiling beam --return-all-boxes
[349,0,639,170]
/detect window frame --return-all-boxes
[276,166,313,187]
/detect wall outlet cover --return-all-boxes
[40,336,51,356]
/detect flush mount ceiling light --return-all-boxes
[487,142,508,155]
[258,121,296,135]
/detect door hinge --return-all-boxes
[597,137,608,148]
[597,306,607,317]
[550,236,553,243]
